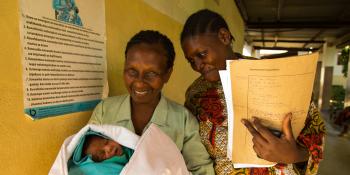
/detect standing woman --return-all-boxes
[181,9,325,175]
[89,30,214,174]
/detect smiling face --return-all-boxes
[124,43,171,105]
[181,30,233,82]
[84,136,123,162]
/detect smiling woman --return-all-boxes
[88,30,215,174]
[123,43,172,109]
[181,9,325,175]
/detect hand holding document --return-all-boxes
[220,53,318,168]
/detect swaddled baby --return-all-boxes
[68,131,133,175]
[49,124,190,175]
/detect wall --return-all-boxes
[115,0,245,102]
[143,0,245,54]
[0,0,244,174]
[0,1,91,174]
[321,41,347,87]
[204,0,245,52]
[105,0,200,102]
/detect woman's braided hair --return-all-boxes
[180,9,234,43]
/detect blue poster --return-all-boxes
[19,0,107,119]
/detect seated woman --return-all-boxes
[88,30,214,174]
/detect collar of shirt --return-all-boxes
[114,94,169,128]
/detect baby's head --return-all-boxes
[83,135,123,162]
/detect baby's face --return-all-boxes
[85,136,123,162]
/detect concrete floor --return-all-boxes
[317,112,350,175]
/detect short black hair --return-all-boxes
[125,30,175,70]
[82,135,100,157]
[180,9,234,43]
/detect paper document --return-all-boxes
[219,70,234,160]
[223,53,318,167]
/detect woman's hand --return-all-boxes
[241,113,309,164]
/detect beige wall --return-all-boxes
[0,1,92,174]
[0,0,244,174]
[204,0,245,52]
[320,41,347,86]
[143,0,245,54]
[105,0,200,102]
[333,75,347,87]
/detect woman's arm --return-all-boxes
[242,102,325,173]
[295,102,325,174]
[242,113,309,163]
[182,112,215,175]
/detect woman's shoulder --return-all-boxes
[185,76,209,99]
[187,76,205,91]
[163,97,196,128]
[164,96,188,113]
[162,96,193,120]
[99,94,129,107]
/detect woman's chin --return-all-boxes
[130,92,161,105]
[203,71,220,82]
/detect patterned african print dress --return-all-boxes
[185,76,325,175]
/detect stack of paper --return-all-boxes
[220,53,319,168]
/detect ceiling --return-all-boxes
[234,0,350,54]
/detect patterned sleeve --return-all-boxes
[295,102,326,174]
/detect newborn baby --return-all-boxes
[68,131,133,175]
[83,135,124,162]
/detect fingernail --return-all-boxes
[241,119,245,125]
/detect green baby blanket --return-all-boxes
[68,130,133,175]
